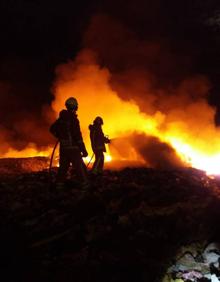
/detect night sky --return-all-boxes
[1,0,220,149]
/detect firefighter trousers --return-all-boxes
[57,147,88,186]
[91,150,104,174]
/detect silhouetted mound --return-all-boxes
[0,157,49,175]
[1,167,220,282]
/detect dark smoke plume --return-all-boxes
[110,133,185,169]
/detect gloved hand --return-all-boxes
[81,148,88,158]
[104,136,111,144]
[78,141,88,157]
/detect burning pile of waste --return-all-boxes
[2,18,220,177]
[0,157,49,175]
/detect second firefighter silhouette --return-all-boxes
[50,97,89,189]
[89,116,110,175]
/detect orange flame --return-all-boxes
[49,50,220,174]
[2,50,220,176]
[0,143,51,158]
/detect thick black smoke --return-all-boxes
[110,133,185,169]
[131,133,185,169]
[0,0,93,155]
[0,63,54,154]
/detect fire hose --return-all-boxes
[86,137,112,169]
[86,136,112,169]
[49,140,59,181]
[86,153,94,168]
[49,141,94,179]
[49,137,114,179]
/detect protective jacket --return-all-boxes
[89,124,109,152]
[50,109,87,154]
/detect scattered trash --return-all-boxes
[165,242,220,281]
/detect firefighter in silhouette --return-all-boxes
[50,97,89,189]
[89,116,110,175]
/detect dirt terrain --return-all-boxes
[1,160,220,281]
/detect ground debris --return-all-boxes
[1,167,220,282]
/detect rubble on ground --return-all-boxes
[1,165,220,282]
[164,242,220,281]
[0,157,49,175]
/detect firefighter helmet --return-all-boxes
[65,97,78,110]
[94,116,103,125]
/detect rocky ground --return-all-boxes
[1,163,220,282]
